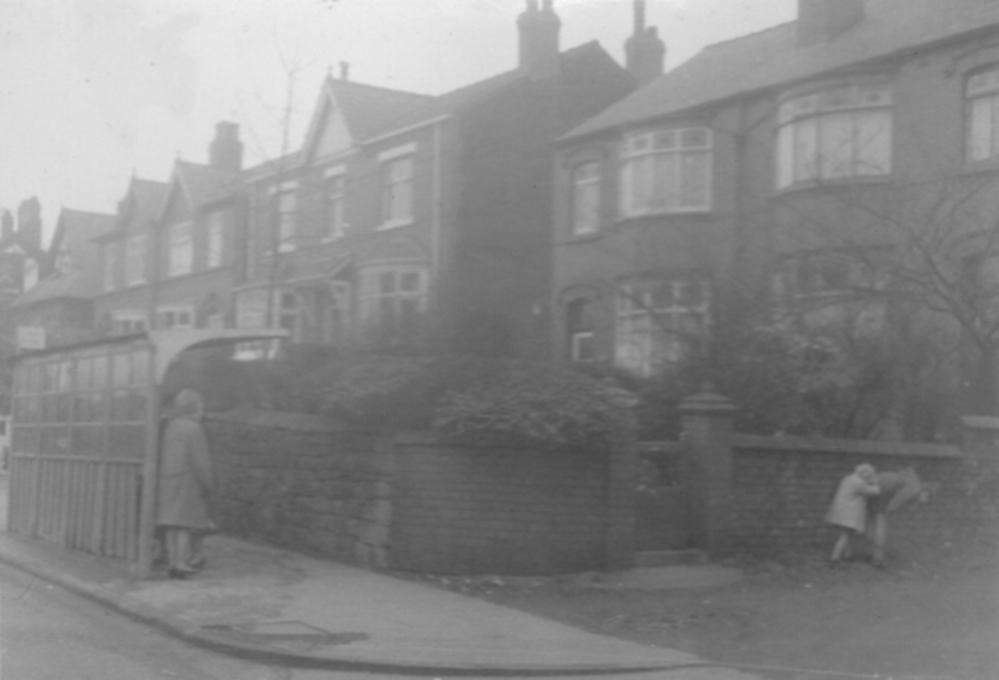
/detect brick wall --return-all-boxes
[205,410,393,568]
[390,435,612,575]
[728,434,994,557]
[205,410,630,575]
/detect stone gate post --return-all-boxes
[680,386,737,557]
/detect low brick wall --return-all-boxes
[391,435,611,575]
[204,410,630,575]
[205,410,393,568]
[729,434,995,556]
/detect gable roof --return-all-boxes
[377,41,612,135]
[99,177,169,242]
[175,161,242,208]
[14,208,114,305]
[566,0,999,141]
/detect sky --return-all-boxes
[0,0,796,239]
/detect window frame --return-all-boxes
[966,66,999,164]
[323,166,347,241]
[155,306,195,330]
[359,264,428,330]
[124,235,147,286]
[270,181,298,254]
[167,222,193,277]
[613,276,711,377]
[205,210,225,269]
[570,162,602,236]
[619,127,714,217]
[103,242,120,292]
[378,144,416,230]
[776,83,894,189]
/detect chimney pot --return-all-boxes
[625,0,665,86]
[517,0,561,79]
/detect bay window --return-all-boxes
[571,162,601,235]
[776,83,893,189]
[614,277,710,377]
[360,265,427,333]
[619,128,712,216]
[967,67,999,163]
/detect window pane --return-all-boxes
[793,117,818,182]
[819,111,853,179]
[679,151,709,208]
[969,97,994,162]
[854,109,892,176]
[651,154,677,210]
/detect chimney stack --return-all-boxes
[797,0,865,47]
[16,197,42,252]
[209,121,243,172]
[625,0,666,86]
[340,61,351,81]
[517,0,561,79]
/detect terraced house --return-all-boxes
[93,122,243,335]
[231,1,637,358]
[552,0,999,424]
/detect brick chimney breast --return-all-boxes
[625,0,666,86]
[798,0,865,47]
[517,0,561,79]
[209,121,243,172]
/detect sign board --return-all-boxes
[16,326,46,351]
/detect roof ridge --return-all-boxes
[327,76,433,100]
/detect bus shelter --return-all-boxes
[5,329,286,577]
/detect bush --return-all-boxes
[248,351,635,452]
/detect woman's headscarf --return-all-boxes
[172,388,204,419]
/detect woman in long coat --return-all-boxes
[826,463,880,563]
[156,389,215,579]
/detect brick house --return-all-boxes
[93,123,244,334]
[551,0,999,409]
[232,1,637,358]
[9,207,115,347]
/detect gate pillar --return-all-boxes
[680,386,737,557]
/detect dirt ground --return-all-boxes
[417,546,999,680]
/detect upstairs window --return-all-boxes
[271,181,298,253]
[571,162,601,236]
[967,67,999,163]
[620,128,712,217]
[168,222,193,277]
[323,169,346,241]
[125,235,146,286]
[776,83,893,189]
[614,276,711,377]
[379,146,415,228]
[205,211,225,269]
[774,253,872,301]
[103,243,119,292]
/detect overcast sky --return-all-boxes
[0,0,796,235]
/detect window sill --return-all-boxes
[563,231,603,244]
[774,174,891,196]
[376,218,414,231]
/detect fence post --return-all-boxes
[680,386,737,557]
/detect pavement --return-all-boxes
[0,476,758,678]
